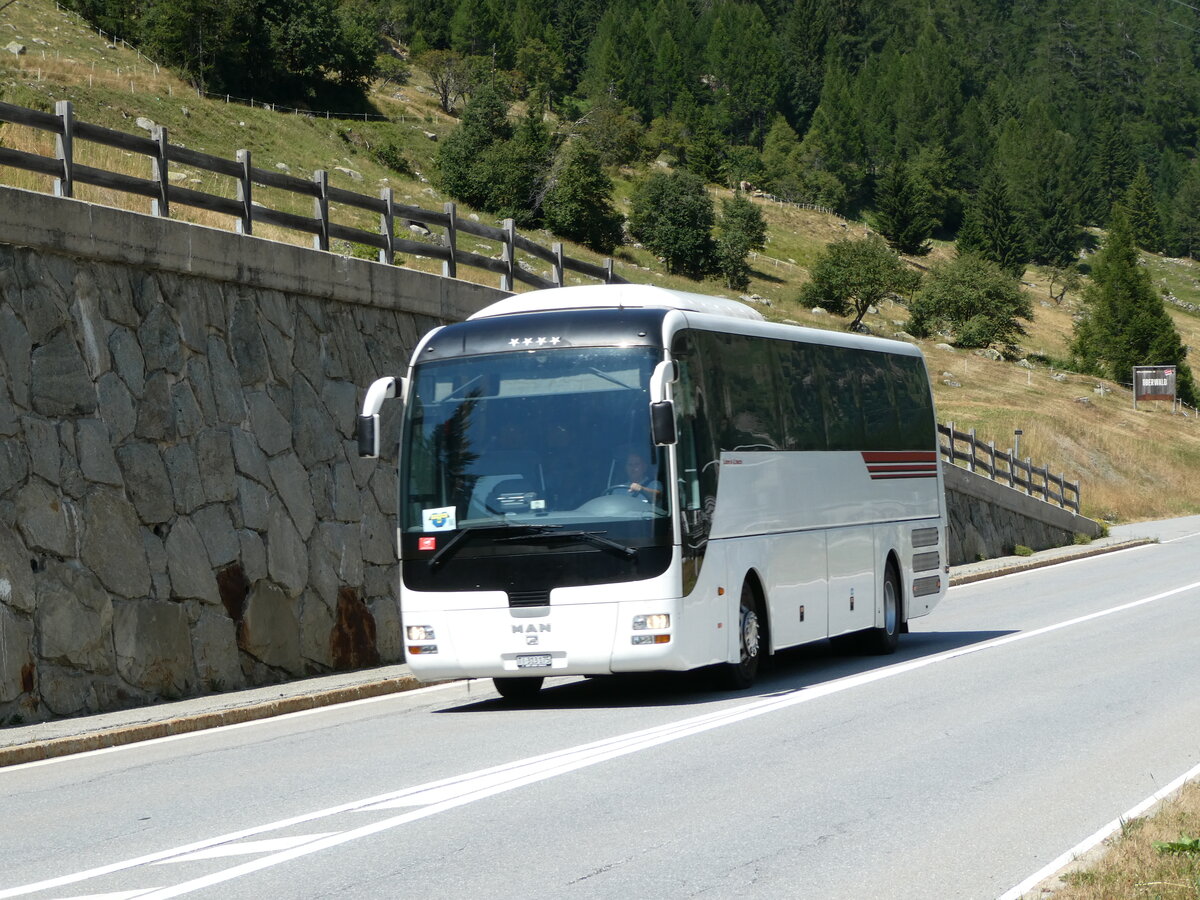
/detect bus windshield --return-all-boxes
[401,346,671,537]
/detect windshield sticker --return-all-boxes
[422,506,457,532]
[418,537,436,551]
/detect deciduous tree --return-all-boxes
[799,235,917,332]
[908,253,1031,349]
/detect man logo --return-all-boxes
[512,624,551,634]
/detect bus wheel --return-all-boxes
[721,582,762,690]
[864,563,901,655]
[493,676,544,700]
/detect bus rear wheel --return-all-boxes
[720,582,762,690]
[863,563,901,655]
[493,676,544,700]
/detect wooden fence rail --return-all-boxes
[0,99,627,292]
[938,422,1080,513]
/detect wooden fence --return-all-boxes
[0,99,626,292]
[938,422,1080,513]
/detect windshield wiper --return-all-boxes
[427,523,515,571]
[496,529,638,559]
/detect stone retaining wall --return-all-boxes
[943,462,1102,565]
[0,186,506,724]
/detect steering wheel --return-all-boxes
[605,483,633,496]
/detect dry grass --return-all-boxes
[1044,780,1200,899]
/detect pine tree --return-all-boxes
[541,139,624,252]
[1071,211,1196,405]
[1169,164,1200,261]
[1123,164,1162,253]
[873,159,936,256]
[957,169,1028,277]
[1027,168,1080,268]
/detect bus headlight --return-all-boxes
[408,644,438,655]
[632,614,670,630]
[632,634,670,645]
[406,625,436,641]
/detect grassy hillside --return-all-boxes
[3,0,1199,524]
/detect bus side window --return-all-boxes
[781,342,826,451]
[861,350,902,450]
[817,345,866,450]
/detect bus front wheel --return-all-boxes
[493,676,544,700]
[720,582,763,690]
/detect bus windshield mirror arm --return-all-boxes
[358,376,402,459]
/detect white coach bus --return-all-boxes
[358,284,947,699]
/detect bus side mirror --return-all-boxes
[358,376,401,459]
[651,400,676,446]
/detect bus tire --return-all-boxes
[720,581,763,690]
[864,562,901,655]
[493,676,544,700]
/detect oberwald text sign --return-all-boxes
[1133,365,1177,406]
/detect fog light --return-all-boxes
[408,644,438,655]
[632,634,670,645]
[632,614,670,630]
[406,625,435,641]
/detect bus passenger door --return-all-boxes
[826,528,876,637]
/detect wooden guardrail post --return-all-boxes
[54,99,74,198]
[501,218,516,291]
[152,124,169,217]
[236,149,252,235]
[552,242,564,288]
[313,169,329,251]
[443,202,457,279]
[968,428,977,473]
[380,188,395,265]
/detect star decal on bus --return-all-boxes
[508,336,562,347]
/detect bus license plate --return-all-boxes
[516,654,552,669]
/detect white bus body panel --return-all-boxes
[401,555,731,681]
[690,449,946,656]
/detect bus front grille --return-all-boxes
[508,590,550,608]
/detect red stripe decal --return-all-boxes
[861,451,937,463]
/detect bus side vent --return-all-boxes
[911,528,939,548]
[912,551,941,573]
[912,576,941,597]
[508,590,551,608]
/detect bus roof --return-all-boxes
[469,284,766,322]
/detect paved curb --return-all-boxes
[0,673,422,769]
[948,538,1153,586]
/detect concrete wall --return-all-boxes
[943,462,1102,565]
[0,186,507,724]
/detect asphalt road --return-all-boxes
[2,517,1198,900]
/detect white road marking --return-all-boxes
[151,834,339,865]
[50,892,163,900]
[0,681,463,775]
[999,756,1200,900]
[1162,529,1200,543]
[4,579,1197,899]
